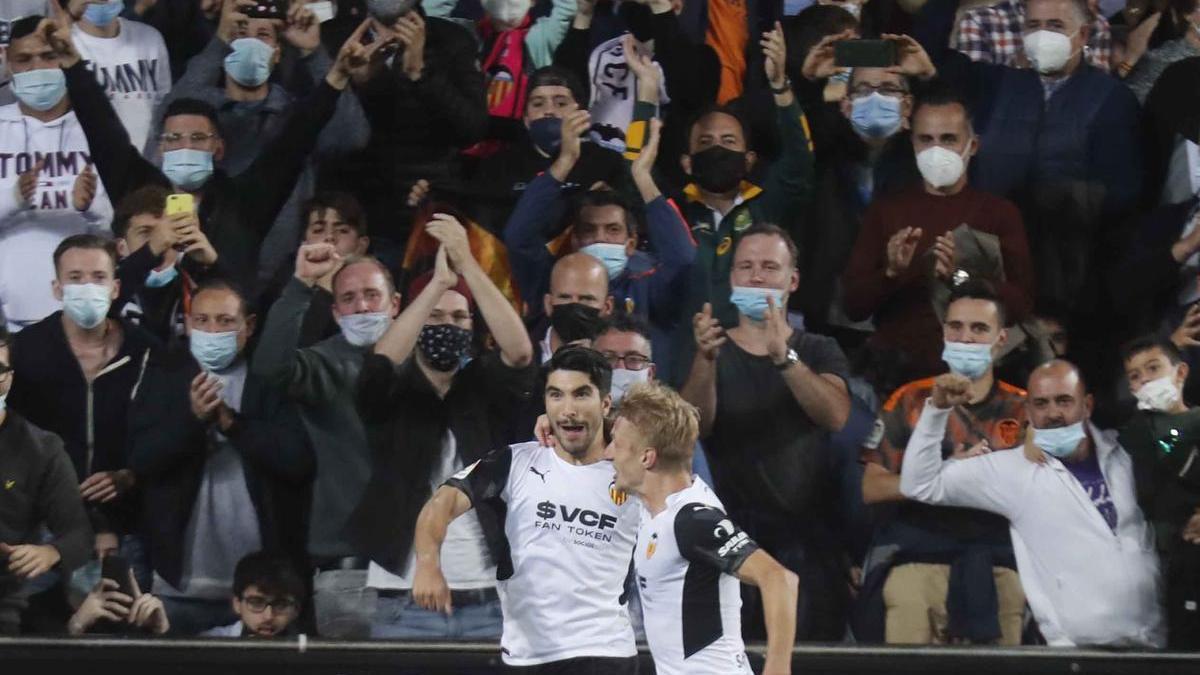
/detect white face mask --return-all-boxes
[483,0,531,23]
[1135,375,1184,412]
[611,367,651,405]
[1024,29,1075,74]
[915,144,969,189]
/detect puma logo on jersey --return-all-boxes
[530,466,549,482]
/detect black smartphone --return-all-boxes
[243,0,287,20]
[101,555,137,598]
[834,39,897,68]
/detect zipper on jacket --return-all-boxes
[85,355,133,478]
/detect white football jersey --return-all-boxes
[636,477,757,675]
[447,441,640,666]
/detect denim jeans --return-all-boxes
[313,569,375,639]
[371,592,502,639]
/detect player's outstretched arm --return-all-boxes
[412,485,474,615]
[736,550,799,675]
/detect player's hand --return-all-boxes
[1172,303,1200,350]
[932,232,956,282]
[930,373,971,409]
[412,562,453,615]
[801,29,854,81]
[534,414,557,448]
[407,178,431,207]
[189,371,224,421]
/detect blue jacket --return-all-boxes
[503,171,697,361]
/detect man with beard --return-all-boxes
[411,346,640,673]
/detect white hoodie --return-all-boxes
[0,102,113,330]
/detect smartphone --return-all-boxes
[166,193,194,217]
[834,39,897,68]
[101,555,137,599]
[243,0,288,20]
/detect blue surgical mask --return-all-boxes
[850,92,903,140]
[580,242,628,280]
[62,283,112,329]
[1033,421,1087,459]
[529,117,564,156]
[189,329,240,372]
[337,312,392,347]
[162,148,214,190]
[942,340,993,380]
[83,0,125,27]
[0,392,7,413]
[11,68,67,112]
[729,286,785,321]
[224,38,275,87]
[144,263,179,289]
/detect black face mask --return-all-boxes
[550,303,603,344]
[618,1,656,42]
[689,146,747,194]
[418,324,473,372]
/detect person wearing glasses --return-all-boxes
[0,323,93,635]
[842,88,1034,384]
[792,57,923,337]
[47,6,379,289]
[203,552,306,638]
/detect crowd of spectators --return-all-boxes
[2,0,1200,657]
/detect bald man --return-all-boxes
[536,253,614,364]
[899,360,1164,647]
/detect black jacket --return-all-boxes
[0,411,92,609]
[63,60,342,287]
[115,244,237,345]
[348,352,537,574]
[1144,56,1200,208]
[8,312,158,484]
[334,15,487,243]
[127,346,313,588]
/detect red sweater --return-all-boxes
[841,185,1034,375]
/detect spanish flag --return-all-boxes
[401,202,523,313]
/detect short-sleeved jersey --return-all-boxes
[636,477,758,675]
[446,442,640,666]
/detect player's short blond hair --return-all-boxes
[617,382,700,470]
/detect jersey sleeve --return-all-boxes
[674,503,759,575]
[444,446,514,506]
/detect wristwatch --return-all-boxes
[770,77,793,95]
[775,348,800,370]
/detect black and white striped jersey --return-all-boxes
[446,441,640,666]
[636,477,758,675]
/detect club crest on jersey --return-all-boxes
[609,479,628,506]
[646,532,658,559]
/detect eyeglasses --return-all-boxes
[159,132,218,148]
[602,352,652,371]
[850,83,909,98]
[241,595,298,614]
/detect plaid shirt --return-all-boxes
[954,0,1112,71]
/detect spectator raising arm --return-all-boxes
[427,214,534,368]
[373,246,459,366]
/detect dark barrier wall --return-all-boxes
[3,639,1200,674]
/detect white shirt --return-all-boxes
[900,402,1165,648]
[0,104,112,329]
[367,431,496,591]
[636,477,754,675]
[73,19,171,155]
[449,441,640,666]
